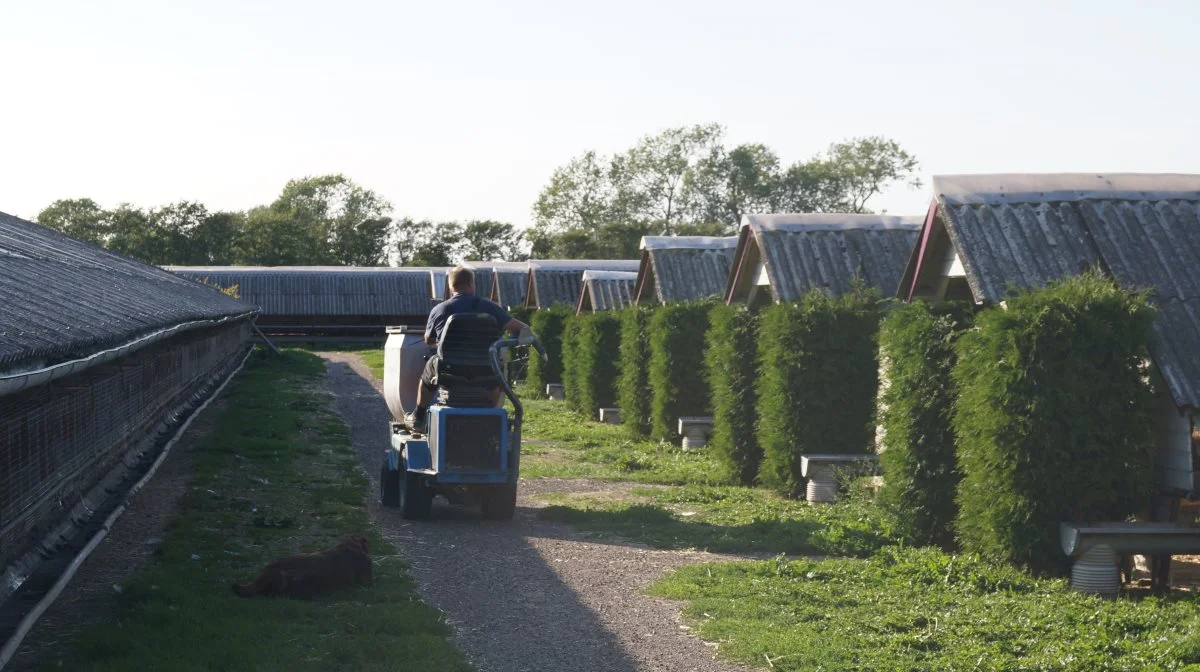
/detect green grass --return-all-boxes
[536,484,897,557]
[46,350,471,672]
[651,546,1200,672]
[520,398,724,485]
[356,348,385,380]
[315,343,385,380]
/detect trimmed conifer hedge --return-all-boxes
[563,312,623,419]
[706,304,761,485]
[878,300,973,547]
[526,305,572,397]
[560,314,583,412]
[617,307,653,437]
[648,301,713,442]
[757,288,882,497]
[952,272,1156,574]
[509,306,533,327]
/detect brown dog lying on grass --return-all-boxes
[232,534,373,599]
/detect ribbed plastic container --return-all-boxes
[805,464,838,504]
[1070,544,1120,597]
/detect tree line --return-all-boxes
[36,174,526,267]
[530,125,921,258]
[35,125,920,266]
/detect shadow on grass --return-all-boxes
[536,503,894,558]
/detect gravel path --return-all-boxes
[319,353,751,672]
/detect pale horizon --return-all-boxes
[3,0,1197,228]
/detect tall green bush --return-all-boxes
[757,288,882,497]
[617,307,653,437]
[563,312,623,419]
[878,301,973,547]
[706,304,761,485]
[952,272,1156,574]
[648,301,713,442]
[526,305,572,397]
[560,314,583,412]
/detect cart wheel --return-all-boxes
[399,455,433,520]
[380,457,400,508]
[481,482,518,520]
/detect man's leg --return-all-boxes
[406,357,438,433]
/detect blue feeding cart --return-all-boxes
[380,316,546,520]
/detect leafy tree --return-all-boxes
[532,150,614,234]
[238,205,319,266]
[189,211,244,265]
[147,201,208,264]
[611,124,723,235]
[393,219,462,267]
[460,220,524,261]
[684,143,781,232]
[37,198,109,244]
[531,126,922,249]
[105,204,156,262]
[822,136,922,213]
[266,174,393,265]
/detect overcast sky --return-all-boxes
[2,0,1196,227]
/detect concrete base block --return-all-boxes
[599,408,621,424]
[546,384,565,401]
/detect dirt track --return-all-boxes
[319,353,750,672]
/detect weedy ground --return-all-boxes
[49,350,470,672]
[342,345,1200,671]
[650,547,1200,672]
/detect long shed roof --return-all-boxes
[635,236,737,305]
[166,266,435,318]
[725,214,922,304]
[524,259,639,309]
[1,212,252,374]
[576,270,638,313]
[901,173,1200,411]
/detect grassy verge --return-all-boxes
[536,484,896,557]
[48,350,470,672]
[650,546,1200,672]
[520,398,724,485]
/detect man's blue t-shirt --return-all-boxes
[425,293,514,345]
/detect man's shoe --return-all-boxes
[404,409,427,434]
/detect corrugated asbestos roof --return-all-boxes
[577,271,638,313]
[525,260,639,308]
[728,214,923,302]
[492,269,529,308]
[637,236,737,304]
[167,266,434,317]
[0,211,252,372]
[922,173,1200,410]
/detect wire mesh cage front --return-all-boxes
[0,321,251,571]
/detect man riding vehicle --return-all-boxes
[405,265,529,433]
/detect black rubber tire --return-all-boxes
[480,483,518,520]
[399,455,433,520]
[380,457,400,508]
